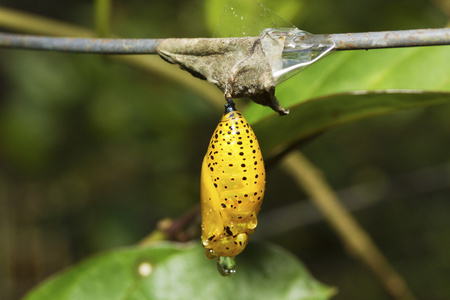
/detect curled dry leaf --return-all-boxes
[156,36,289,115]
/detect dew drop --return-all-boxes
[205,249,217,260]
[217,256,236,277]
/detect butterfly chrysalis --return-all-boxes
[200,97,265,274]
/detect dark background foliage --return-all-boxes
[0,0,449,299]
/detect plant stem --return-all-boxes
[0,6,223,109]
[0,6,93,37]
[281,151,418,300]
[95,0,111,38]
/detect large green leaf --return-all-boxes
[24,242,334,300]
[245,46,450,123]
[254,91,450,158]
[240,46,450,157]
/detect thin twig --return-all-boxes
[257,160,450,239]
[281,151,418,300]
[138,206,201,246]
[0,28,450,54]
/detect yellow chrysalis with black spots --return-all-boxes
[201,99,265,263]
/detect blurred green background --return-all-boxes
[0,0,449,299]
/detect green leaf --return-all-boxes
[238,46,450,157]
[24,242,334,300]
[253,91,450,158]
[245,46,450,123]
